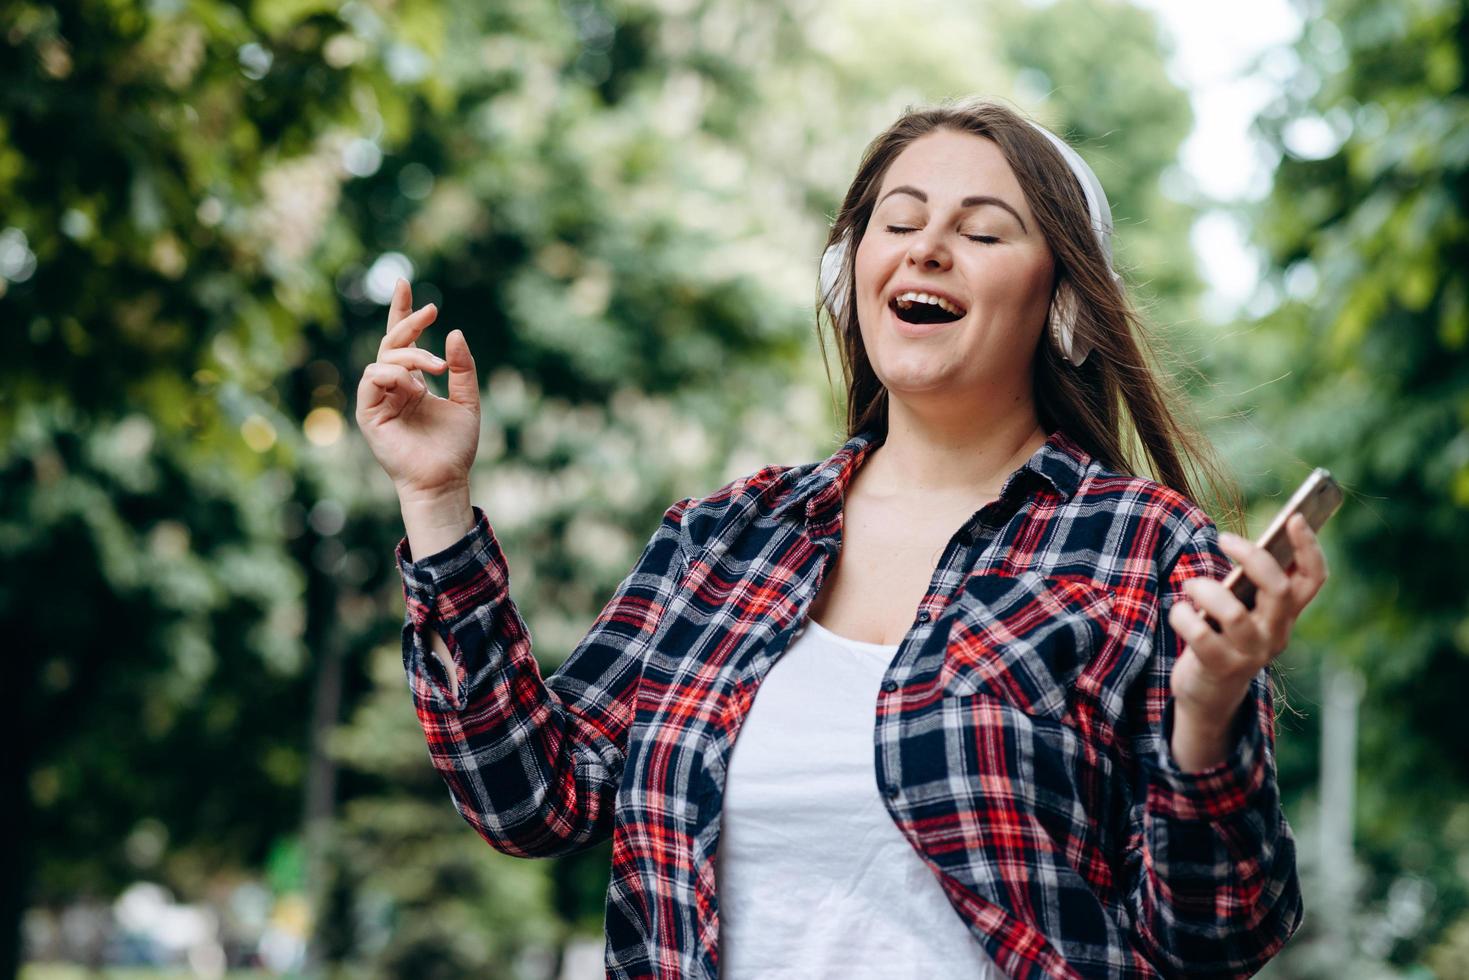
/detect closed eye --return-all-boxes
[885,225,1000,245]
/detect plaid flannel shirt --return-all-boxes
[396,426,1304,979]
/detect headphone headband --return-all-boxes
[1019,119,1117,270]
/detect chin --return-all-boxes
[872,360,959,396]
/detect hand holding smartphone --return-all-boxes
[1202,467,1344,632]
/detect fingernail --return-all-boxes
[1218,531,1240,545]
[428,355,445,367]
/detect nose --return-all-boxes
[905,227,952,272]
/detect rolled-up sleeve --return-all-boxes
[1123,518,1305,977]
[396,498,694,859]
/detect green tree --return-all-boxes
[1,1,386,974]
[1,0,814,974]
[1236,0,1469,972]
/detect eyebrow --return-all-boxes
[876,185,1028,234]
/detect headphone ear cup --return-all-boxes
[1048,278,1091,366]
[820,236,849,320]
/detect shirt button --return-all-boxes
[881,680,898,693]
[916,610,931,624]
[885,784,901,799]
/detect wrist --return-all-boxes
[1170,696,1244,772]
[398,483,475,562]
[397,479,471,510]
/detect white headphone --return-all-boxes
[818,117,1122,367]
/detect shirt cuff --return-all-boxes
[395,506,505,618]
[1143,691,1268,822]
[395,506,508,696]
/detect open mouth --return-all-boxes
[889,291,967,326]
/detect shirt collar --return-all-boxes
[770,424,1094,524]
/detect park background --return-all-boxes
[3,0,1467,976]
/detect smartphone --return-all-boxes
[1202,467,1344,632]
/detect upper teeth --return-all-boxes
[895,291,964,317]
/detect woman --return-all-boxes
[355,97,1324,979]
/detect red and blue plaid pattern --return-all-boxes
[396,426,1303,979]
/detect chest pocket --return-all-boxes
[940,571,1116,722]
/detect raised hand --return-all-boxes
[355,278,481,502]
[1166,514,1329,770]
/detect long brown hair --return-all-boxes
[812,97,1292,722]
[813,95,1246,536]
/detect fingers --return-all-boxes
[1168,593,1257,678]
[370,285,476,409]
[376,347,447,376]
[443,328,479,410]
[387,278,413,332]
[1217,528,1293,636]
[1286,513,1328,606]
[358,361,424,413]
[1179,576,1271,666]
[380,301,438,356]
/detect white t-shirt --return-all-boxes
[715,614,1007,979]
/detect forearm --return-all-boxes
[397,505,621,857]
[400,482,475,560]
[399,484,475,698]
[1131,519,1305,971]
[1169,696,1246,772]
[1130,685,1304,974]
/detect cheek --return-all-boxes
[855,229,908,280]
[852,239,886,296]
[969,249,1054,306]
[853,249,893,345]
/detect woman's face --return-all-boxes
[854,128,1055,407]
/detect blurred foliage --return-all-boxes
[8,0,1367,976]
[1224,0,1469,974]
[992,0,1201,320]
[0,0,823,973]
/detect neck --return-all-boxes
[860,394,1048,502]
